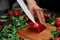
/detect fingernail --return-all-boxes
[45,25,47,26]
[42,23,46,26]
[42,23,46,27]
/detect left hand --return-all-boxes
[26,0,46,26]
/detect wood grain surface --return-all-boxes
[17,23,56,40]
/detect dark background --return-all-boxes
[9,0,60,16]
[36,0,60,16]
[9,0,16,8]
[36,0,60,12]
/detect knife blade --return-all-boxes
[17,0,36,24]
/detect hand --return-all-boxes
[26,0,46,26]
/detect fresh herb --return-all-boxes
[0,13,28,40]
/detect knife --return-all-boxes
[17,0,37,24]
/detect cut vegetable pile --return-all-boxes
[0,9,27,40]
[0,9,60,40]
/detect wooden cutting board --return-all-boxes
[17,23,56,40]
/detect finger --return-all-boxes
[35,9,43,25]
[29,9,35,17]
[39,10,45,22]
[39,10,46,26]
[35,9,46,26]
